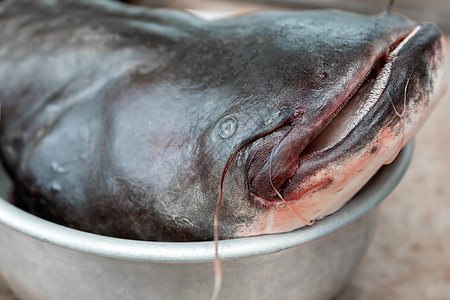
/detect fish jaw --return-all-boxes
[238,23,447,237]
[245,13,417,202]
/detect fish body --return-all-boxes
[0,0,446,241]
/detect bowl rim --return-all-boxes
[0,142,413,263]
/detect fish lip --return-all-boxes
[302,25,423,157]
[253,24,425,207]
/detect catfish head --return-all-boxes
[0,1,446,241]
[190,10,447,239]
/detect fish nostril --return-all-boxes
[264,110,282,126]
[217,116,238,139]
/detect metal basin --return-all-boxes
[0,143,413,300]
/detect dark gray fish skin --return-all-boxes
[0,0,445,241]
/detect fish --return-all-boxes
[0,0,447,242]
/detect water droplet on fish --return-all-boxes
[5,146,14,155]
[36,129,45,139]
[51,182,62,193]
[180,217,194,226]
[46,104,60,116]
[79,126,91,141]
[217,116,237,139]
[136,64,154,75]
[51,161,66,173]
[235,152,244,168]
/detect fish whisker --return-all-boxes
[269,138,313,226]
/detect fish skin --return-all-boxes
[0,0,446,241]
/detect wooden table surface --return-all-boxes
[1,4,449,300]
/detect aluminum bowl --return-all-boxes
[0,143,413,300]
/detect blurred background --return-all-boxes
[128,0,450,31]
[1,1,449,299]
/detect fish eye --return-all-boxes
[217,116,238,139]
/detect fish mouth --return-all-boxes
[248,24,424,204]
[302,25,422,157]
